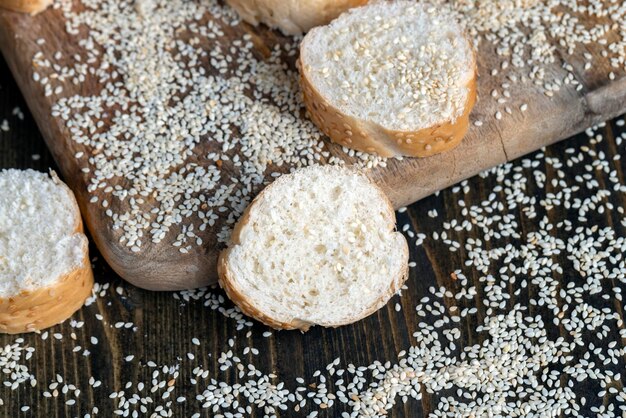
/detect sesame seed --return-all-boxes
[8,1,626,417]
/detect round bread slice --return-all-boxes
[226,0,367,36]
[0,169,94,334]
[218,165,409,331]
[298,1,477,158]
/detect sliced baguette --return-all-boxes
[298,1,477,158]
[0,169,94,334]
[218,165,409,331]
[226,0,367,36]
[0,0,51,14]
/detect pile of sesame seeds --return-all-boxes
[2,115,626,416]
[29,0,625,254]
[34,0,384,253]
[108,364,181,417]
[0,339,36,406]
[4,0,626,415]
[439,0,626,123]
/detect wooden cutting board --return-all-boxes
[1,3,625,291]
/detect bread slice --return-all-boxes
[0,0,51,14]
[218,165,408,331]
[298,1,477,158]
[0,169,94,334]
[226,0,367,36]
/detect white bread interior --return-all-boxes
[0,0,52,14]
[299,1,477,158]
[0,169,93,334]
[226,0,367,36]
[218,165,409,331]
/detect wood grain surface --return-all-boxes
[0,3,625,290]
[3,53,626,417]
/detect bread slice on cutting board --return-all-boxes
[298,1,477,158]
[226,0,367,36]
[0,169,94,334]
[0,0,51,14]
[218,165,409,331]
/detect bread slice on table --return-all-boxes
[218,165,409,331]
[0,169,94,334]
[0,0,51,14]
[226,0,367,36]
[298,1,477,158]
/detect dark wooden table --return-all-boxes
[2,51,626,417]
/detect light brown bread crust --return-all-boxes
[0,253,93,334]
[218,167,409,331]
[298,59,477,158]
[226,0,367,36]
[0,0,51,14]
[0,220,93,334]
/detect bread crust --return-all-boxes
[298,27,477,158]
[218,167,409,331]
[226,0,367,36]
[0,252,93,334]
[0,173,94,334]
[0,231,93,334]
[0,0,51,14]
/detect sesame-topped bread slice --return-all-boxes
[218,165,409,331]
[226,0,367,36]
[0,0,51,14]
[298,1,477,158]
[0,169,94,334]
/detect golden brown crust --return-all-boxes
[0,0,51,14]
[0,218,93,335]
[226,0,367,36]
[0,254,93,334]
[298,47,478,158]
[217,166,409,331]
